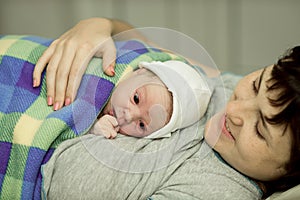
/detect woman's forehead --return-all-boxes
[258,66,280,114]
[264,66,289,115]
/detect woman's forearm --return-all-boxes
[110,18,135,36]
[108,18,149,43]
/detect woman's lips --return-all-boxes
[222,115,235,140]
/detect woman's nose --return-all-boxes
[226,98,257,126]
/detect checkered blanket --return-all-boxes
[0,35,183,199]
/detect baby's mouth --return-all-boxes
[111,107,126,126]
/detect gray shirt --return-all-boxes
[41,73,262,200]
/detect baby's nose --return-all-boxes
[124,107,141,122]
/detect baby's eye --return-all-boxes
[133,92,139,104]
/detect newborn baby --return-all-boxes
[89,60,211,139]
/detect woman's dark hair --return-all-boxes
[262,46,300,198]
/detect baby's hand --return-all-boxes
[90,115,119,139]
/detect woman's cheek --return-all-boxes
[204,111,224,148]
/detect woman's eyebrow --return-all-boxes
[257,67,267,92]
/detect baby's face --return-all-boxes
[103,69,172,137]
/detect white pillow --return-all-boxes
[267,184,300,200]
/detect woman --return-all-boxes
[34,18,300,199]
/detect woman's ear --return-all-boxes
[276,166,288,176]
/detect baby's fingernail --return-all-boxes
[53,102,60,111]
[47,96,53,106]
[65,98,71,106]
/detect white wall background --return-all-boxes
[1,0,299,75]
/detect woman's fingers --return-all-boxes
[33,18,118,110]
[64,44,94,107]
[34,38,117,111]
[52,40,77,110]
[46,42,67,108]
[101,38,117,76]
[63,38,118,108]
[33,41,57,87]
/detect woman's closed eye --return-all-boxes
[252,78,266,141]
[254,122,265,140]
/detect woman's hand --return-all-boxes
[33,18,117,110]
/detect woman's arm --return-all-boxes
[33,17,137,110]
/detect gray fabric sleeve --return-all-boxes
[41,122,204,200]
[149,143,262,200]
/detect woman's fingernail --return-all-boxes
[47,96,53,106]
[65,98,71,106]
[33,79,37,87]
[110,65,115,76]
[53,102,60,111]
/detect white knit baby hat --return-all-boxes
[139,60,211,139]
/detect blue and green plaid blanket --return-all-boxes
[0,35,183,199]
